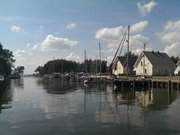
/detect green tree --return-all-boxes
[0,43,15,77]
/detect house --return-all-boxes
[112,56,137,76]
[134,51,176,76]
[174,60,180,75]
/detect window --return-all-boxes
[141,61,143,66]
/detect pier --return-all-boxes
[113,76,180,91]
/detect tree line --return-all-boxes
[35,59,108,75]
[0,43,15,78]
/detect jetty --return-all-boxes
[113,76,180,90]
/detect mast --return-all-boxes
[127,25,130,77]
[99,41,102,77]
[95,55,98,74]
[84,49,87,73]
[143,43,146,77]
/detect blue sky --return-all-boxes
[0,0,180,73]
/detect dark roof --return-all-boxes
[177,60,180,66]
[112,55,137,69]
[134,51,176,68]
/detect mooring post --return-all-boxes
[178,83,180,91]
[168,80,171,90]
[133,80,135,91]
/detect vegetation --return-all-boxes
[0,43,15,77]
[35,59,108,75]
[14,66,25,74]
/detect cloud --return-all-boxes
[14,49,33,65]
[158,20,180,56]
[10,25,23,32]
[164,43,180,56]
[66,22,77,30]
[137,1,157,16]
[131,21,149,34]
[95,20,149,51]
[96,26,124,42]
[33,34,78,51]
[65,52,81,62]
[14,49,33,57]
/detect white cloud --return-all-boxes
[10,25,23,32]
[137,1,157,16]
[33,34,78,51]
[96,26,124,41]
[131,21,149,34]
[158,20,180,56]
[164,43,180,56]
[14,49,33,57]
[95,20,149,50]
[65,52,81,62]
[66,22,77,30]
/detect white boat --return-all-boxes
[0,75,4,81]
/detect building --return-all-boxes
[134,51,176,76]
[174,60,180,75]
[112,56,137,76]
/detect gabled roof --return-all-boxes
[134,51,176,68]
[176,60,180,66]
[112,55,137,69]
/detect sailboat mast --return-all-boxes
[127,25,130,77]
[143,43,146,77]
[99,41,102,76]
[84,49,87,73]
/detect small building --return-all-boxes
[134,51,176,76]
[174,60,180,75]
[112,56,137,76]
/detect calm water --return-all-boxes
[0,77,180,135]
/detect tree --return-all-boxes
[34,59,108,75]
[14,66,25,74]
[0,43,15,77]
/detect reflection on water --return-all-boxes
[0,77,180,135]
[0,81,12,113]
[11,78,24,89]
[36,78,79,94]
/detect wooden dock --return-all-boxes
[113,76,180,91]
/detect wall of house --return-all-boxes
[112,61,124,75]
[135,56,153,76]
[174,66,180,75]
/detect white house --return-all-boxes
[174,60,180,75]
[112,56,137,76]
[134,51,176,76]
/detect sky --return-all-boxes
[0,0,180,74]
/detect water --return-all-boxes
[0,77,180,135]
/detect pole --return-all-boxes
[99,41,102,77]
[143,43,146,77]
[127,25,130,77]
[84,50,87,73]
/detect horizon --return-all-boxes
[1,0,180,74]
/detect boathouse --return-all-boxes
[112,56,137,76]
[134,51,176,76]
[174,60,180,75]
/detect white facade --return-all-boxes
[134,55,153,76]
[174,66,180,75]
[112,61,124,75]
